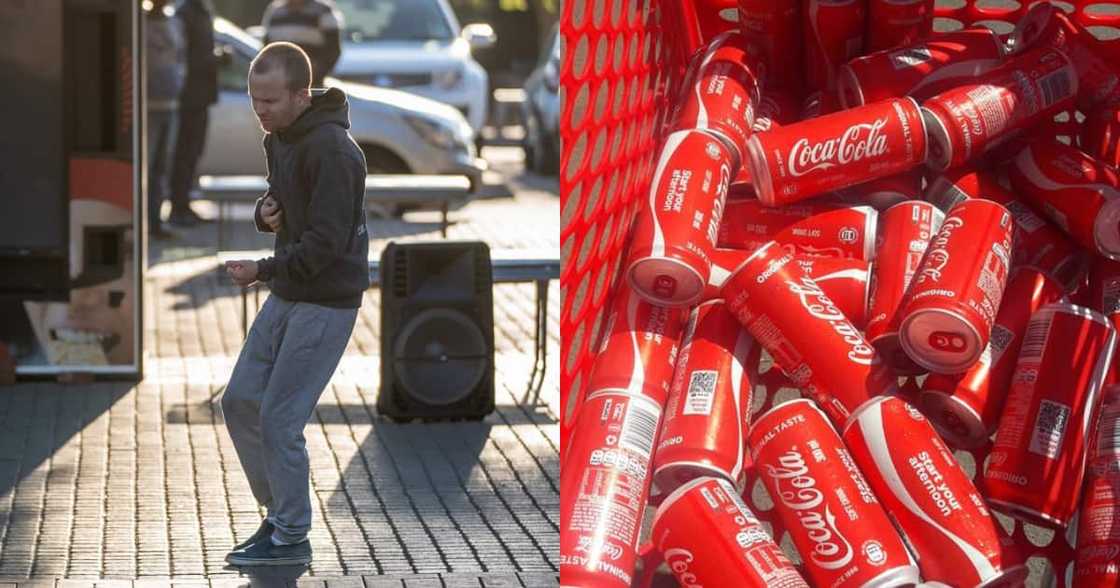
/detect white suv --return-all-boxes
[331,0,494,134]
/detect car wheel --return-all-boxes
[360,144,412,218]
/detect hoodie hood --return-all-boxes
[277,87,351,143]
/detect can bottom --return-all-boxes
[918,390,989,450]
[628,255,705,308]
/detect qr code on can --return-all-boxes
[684,370,718,416]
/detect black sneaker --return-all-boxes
[231,519,274,552]
[226,536,312,567]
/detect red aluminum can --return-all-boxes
[1088,256,1120,385]
[560,390,663,588]
[836,169,923,211]
[1008,139,1120,261]
[651,476,810,588]
[586,287,687,406]
[745,97,927,207]
[718,195,877,259]
[748,399,919,588]
[737,0,802,91]
[721,241,894,425]
[985,302,1117,528]
[922,46,1078,171]
[673,31,765,162]
[1073,386,1120,588]
[653,300,754,495]
[897,198,1013,374]
[865,0,934,53]
[926,166,1087,292]
[1082,103,1120,170]
[1009,1,1120,112]
[842,395,1025,588]
[838,28,1004,108]
[626,129,735,307]
[802,0,866,93]
[866,200,945,376]
[707,249,871,327]
[919,267,1066,449]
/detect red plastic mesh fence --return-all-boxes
[560,1,1120,586]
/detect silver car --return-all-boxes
[198,17,486,189]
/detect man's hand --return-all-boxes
[225,260,259,288]
[261,195,283,232]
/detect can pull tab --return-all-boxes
[653,275,678,299]
[929,331,967,353]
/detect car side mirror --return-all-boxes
[462,23,496,51]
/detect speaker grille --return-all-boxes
[392,308,488,406]
[392,248,408,297]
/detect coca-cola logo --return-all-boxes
[764,449,855,570]
[664,548,702,587]
[918,216,964,283]
[788,117,889,177]
[787,277,875,365]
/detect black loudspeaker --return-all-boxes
[378,241,495,420]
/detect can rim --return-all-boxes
[838,64,865,109]
[898,306,984,374]
[654,461,739,506]
[722,240,780,294]
[862,205,879,262]
[975,564,1030,588]
[921,106,952,171]
[905,96,929,166]
[986,497,1070,528]
[748,397,829,446]
[842,394,893,435]
[626,255,706,308]
[650,474,728,532]
[745,133,775,206]
[860,563,921,588]
[1093,191,1120,261]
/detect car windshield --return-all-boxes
[334,0,455,43]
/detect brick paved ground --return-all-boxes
[0,149,560,587]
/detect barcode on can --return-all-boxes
[619,395,661,458]
[1029,399,1070,459]
[1039,69,1073,109]
[1005,200,1046,233]
[683,370,718,416]
[986,324,1015,367]
[1019,312,1054,361]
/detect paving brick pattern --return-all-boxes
[0,179,559,587]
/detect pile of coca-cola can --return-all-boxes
[561,1,1120,587]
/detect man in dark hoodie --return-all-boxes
[221,42,369,567]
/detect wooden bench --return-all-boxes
[199,174,474,248]
[218,249,560,404]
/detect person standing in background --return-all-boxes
[145,0,186,240]
[261,0,344,87]
[168,0,218,227]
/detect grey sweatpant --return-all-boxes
[221,294,358,544]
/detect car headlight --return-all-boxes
[433,68,463,90]
[404,114,458,150]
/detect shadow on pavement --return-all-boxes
[221,563,309,587]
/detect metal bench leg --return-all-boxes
[218,201,226,251]
[523,279,548,405]
[440,201,449,238]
